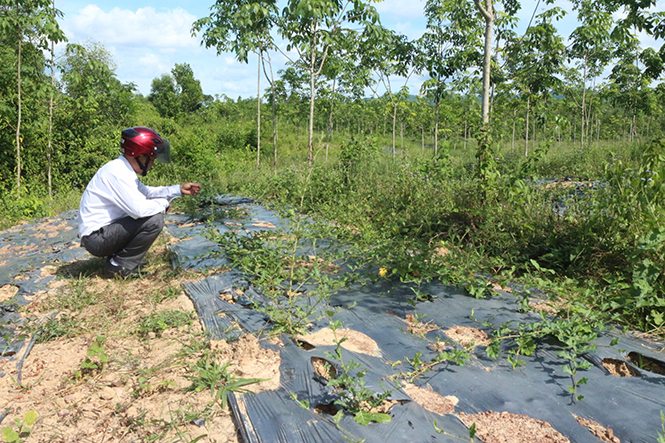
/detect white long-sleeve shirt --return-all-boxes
[78,156,181,237]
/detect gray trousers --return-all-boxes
[80,213,164,271]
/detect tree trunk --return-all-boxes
[421,126,425,156]
[511,108,516,151]
[581,51,587,146]
[256,53,261,168]
[307,30,317,167]
[326,79,336,161]
[475,0,494,125]
[16,36,22,195]
[434,100,440,156]
[524,95,530,157]
[392,104,397,158]
[48,7,55,197]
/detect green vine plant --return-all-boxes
[658,411,665,443]
[391,344,471,384]
[210,210,351,336]
[475,299,608,402]
[324,319,398,426]
[1,410,37,443]
[434,420,477,443]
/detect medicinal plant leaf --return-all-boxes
[353,410,391,426]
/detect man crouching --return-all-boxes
[78,126,201,278]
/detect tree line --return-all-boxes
[1,0,664,200]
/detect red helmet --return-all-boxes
[120,127,171,164]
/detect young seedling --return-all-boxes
[1,410,37,443]
[75,336,108,379]
[323,319,396,426]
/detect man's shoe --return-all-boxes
[106,261,149,278]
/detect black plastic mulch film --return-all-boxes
[1,196,664,442]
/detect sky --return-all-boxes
[55,0,663,100]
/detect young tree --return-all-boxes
[505,8,565,156]
[364,31,415,158]
[566,2,613,146]
[0,0,65,194]
[149,74,179,118]
[193,0,277,167]
[278,0,385,166]
[56,42,135,187]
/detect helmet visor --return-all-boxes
[154,140,171,164]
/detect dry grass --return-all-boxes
[0,234,246,443]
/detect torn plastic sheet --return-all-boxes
[182,271,271,340]
[165,199,289,271]
[175,200,665,443]
[166,200,288,240]
[168,235,229,271]
[0,210,85,294]
[228,337,480,443]
[1,211,86,364]
[321,282,665,443]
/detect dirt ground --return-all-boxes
[0,234,255,443]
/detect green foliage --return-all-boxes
[35,315,79,344]
[324,319,395,426]
[75,336,108,378]
[434,419,476,443]
[482,300,605,402]
[136,310,195,338]
[43,277,99,312]
[210,207,349,336]
[149,63,205,117]
[186,349,266,409]
[1,410,37,443]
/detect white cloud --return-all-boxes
[375,0,426,22]
[137,53,170,77]
[67,5,198,49]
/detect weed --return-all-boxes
[136,310,195,338]
[34,315,79,344]
[210,212,349,336]
[148,284,182,305]
[658,411,665,443]
[1,410,37,443]
[396,346,470,383]
[324,319,396,426]
[289,393,310,409]
[483,302,605,402]
[43,277,99,312]
[75,336,108,379]
[186,349,267,409]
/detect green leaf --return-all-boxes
[23,410,38,427]
[1,426,19,443]
[353,411,391,426]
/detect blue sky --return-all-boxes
[55,0,662,100]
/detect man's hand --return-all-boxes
[181,183,202,196]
